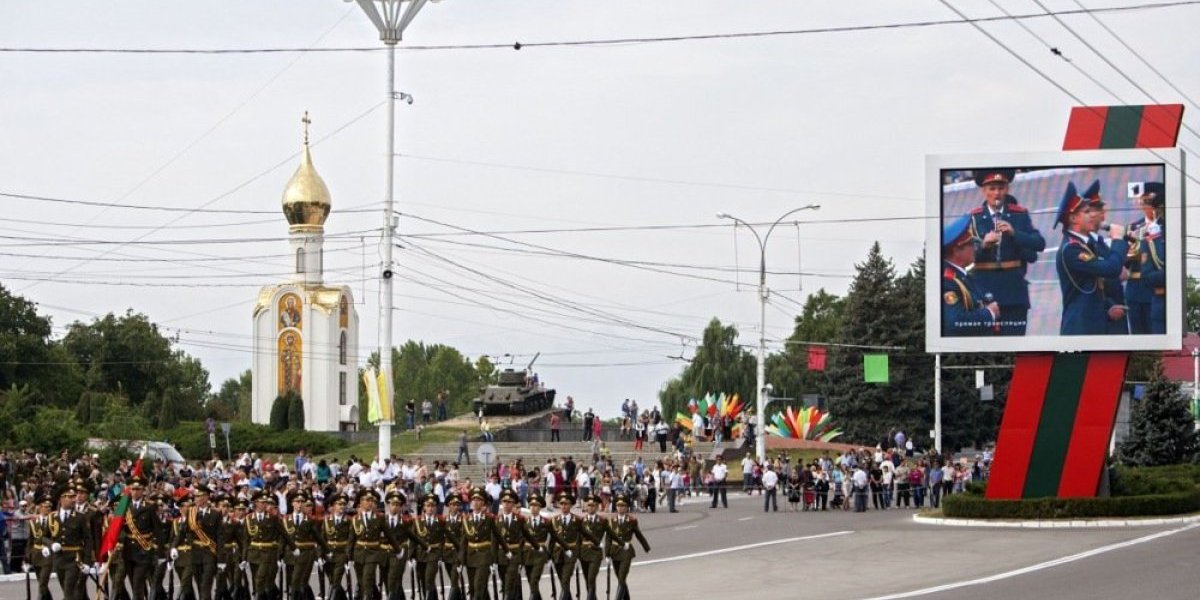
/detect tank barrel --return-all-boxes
[525,352,541,371]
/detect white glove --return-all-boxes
[97,563,107,575]
[157,558,167,565]
[624,542,631,550]
[51,543,62,553]
[325,553,333,561]
[218,564,227,572]
[41,548,51,558]
[93,564,101,575]
[490,564,499,575]
[565,550,573,558]
[347,560,355,567]
[407,559,416,568]
[505,552,512,560]
[170,549,179,560]
[239,561,249,570]
[293,549,301,557]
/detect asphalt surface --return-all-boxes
[3,491,1196,600]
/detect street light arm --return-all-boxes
[764,204,820,246]
[717,213,764,253]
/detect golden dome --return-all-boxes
[282,114,331,229]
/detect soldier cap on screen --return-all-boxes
[1143,182,1166,208]
[973,169,1015,187]
[941,214,974,252]
[1055,181,1087,229]
[1082,180,1104,207]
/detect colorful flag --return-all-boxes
[377,369,393,421]
[98,445,146,562]
[807,346,827,371]
[364,367,381,423]
[864,354,889,383]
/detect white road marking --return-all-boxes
[673,524,698,530]
[738,516,754,521]
[630,530,854,568]
[855,522,1200,600]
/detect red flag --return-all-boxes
[98,447,146,562]
[807,346,827,371]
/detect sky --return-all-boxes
[2,0,1199,419]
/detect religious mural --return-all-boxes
[278,331,302,395]
[339,295,349,328]
[278,293,302,331]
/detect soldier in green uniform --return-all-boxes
[380,490,415,600]
[182,485,224,600]
[283,492,326,600]
[521,494,563,600]
[577,496,607,600]
[171,494,197,600]
[27,493,54,600]
[47,485,96,600]
[604,495,649,600]
[104,507,130,600]
[410,494,444,600]
[550,492,588,600]
[74,482,103,600]
[350,490,387,600]
[151,494,174,600]
[122,478,162,600]
[462,487,498,600]
[321,495,354,600]
[495,490,535,600]
[440,495,466,600]
[214,496,244,600]
[241,490,285,600]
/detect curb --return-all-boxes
[912,512,1200,528]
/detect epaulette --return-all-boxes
[1006,203,1028,213]
[969,206,985,215]
[943,267,956,280]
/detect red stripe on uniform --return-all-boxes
[1062,106,1108,150]
[1056,352,1129,497]
[986,354,1055,499]
[1135,104,1184,148]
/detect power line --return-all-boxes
[1,1,1195,54]
[0,191,382,215]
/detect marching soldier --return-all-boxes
[462,487,498,600]
[381,490,416,600]
[215,497,244,600]
[410,494,445,600]
[321,495,354,600]
[123,478,163,600]
[151,494,174,600]
[171,494,197,600]
[550,492,588,600]
[242,490,286,600]
[47,484,96,600]
[1136,182,1168,334]
[495,489,535,600]
[284,492,326,600]
[577,496,607,600]
[521,494,563,600]
[942,213,1000,336]
[440,495,466,600]
[1055,181,1128,335]
[604,495,649,600]
[182,485,224,600]
[967,168,1045,335]
[73,482,102,600]
[350,489,387,600]
[27,493,54,600]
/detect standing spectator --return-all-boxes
[762,464,779,512]
[910,461,927,508]
[436,390,448,421]
[591,414,602,443]
[405,400,416,430]
[564,396,575,422]
[421,398,433,424]
[667,465,684,513]
[582,409,595,441]
[894,460,911,508]
[633,417,646,451]
[549,412,561,442]
[740,453,755,494]
[709,456,728,509]
[0,500,10,574]
[929,461,944,508]
[852,465,869,512]
[457,430,471,465]
[480,417,494,442]
[654,421,668,453]
[6,499,28,574]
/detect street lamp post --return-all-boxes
[346,0,434,462]
[717,205,820,463]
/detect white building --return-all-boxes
[251,119,360,431]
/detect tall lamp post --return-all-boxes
[717,205,820,463]
[346,0,435,461]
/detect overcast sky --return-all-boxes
[2,0,1198,419]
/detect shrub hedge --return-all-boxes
[943,464,1200,519]
[162,421,348,459]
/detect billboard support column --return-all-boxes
[934,353,942,454]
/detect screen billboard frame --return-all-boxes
[925,148,1185,354]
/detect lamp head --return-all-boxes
[716,212,730,220]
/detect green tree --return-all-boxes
[288,394,305,430]
[211,369,252,422]
[765,289,845,408]
[366,341,499,421]
[658,318,755,419]
[1119,366,1200,466]
[158,392,179,430]
[1187,276,1200,333]
[0,284,81,407]
[270,394,290,431]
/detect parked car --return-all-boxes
[85,438,188,470]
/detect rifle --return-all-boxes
[410,560,418,600]
[316,559,326,600]
[437,562,445,600]
[605,556,611,600]
[166,561,175,600]
[548,560,556,600]
[24,563,31,600]
[573,561,580,600]
[489,566,498,600]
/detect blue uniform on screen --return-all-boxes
[941,214,999,336]
[1054,182,1129,336]
[1081,181,1130,335]
[967,169,1045,335]
[1130,181,1167,335]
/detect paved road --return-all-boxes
[3,492,1194,600]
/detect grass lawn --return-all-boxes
[319,425,462,463]
[723,448,829,483]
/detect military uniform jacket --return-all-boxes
[968,199,1045,307]
[123,500,161,564]
[440,514,464,564]
[350,513,388,564]
[550,513,588,561]
[461,512,498,567]
[45,509,95,563]
[322,515,354,558]
[409,515,444,563]
[522,513,561,566]
[941,262,997,337]
[283,514,326,555]
[1125,218,1155,303]
[27,515,53,568]
[382,513,418,558]
[240,512,286,562]
[219,518,242,563]
[180,507,223,557]
[604,516,649,560]
[578,515,607,561]
[494,513,534,565]
[1141,229,1167,292]
[1056,232,1128,335]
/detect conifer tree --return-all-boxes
[1119,366,1200,466]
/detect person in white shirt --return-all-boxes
[852,467,869,512]
[740,454,756,494]
[667,465,684,513]
[761,464,779,512]
[708,456,729,509]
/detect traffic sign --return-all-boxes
[476,443,497,466]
